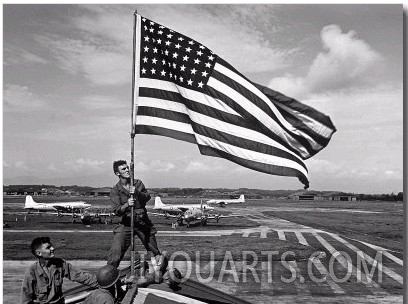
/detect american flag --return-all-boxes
[133,14,336,189]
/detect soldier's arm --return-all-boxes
[110,188,130,216]
[64,261,98,288]
[134,180,151,207]
[20,270,35,304]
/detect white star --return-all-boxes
[150,21,155,25]
[158,30,163,35]
[153,48,158,53]
[187,79,193,85]
[197,50,203,56]
[174,75,177,80]
[165,40,171,46]
[179,76,184,82]
[142,57,148,63]
[205,62,211,68]
[168,62,171,67]
[188,40,194,45]
[162,59,166,65]
[198,81,204,88]
[157,39,162,44]
[172,52,178,59]
[175,43,181,49]
[180,65,186,71]
[165,50,169,56]
[142,18,146,22]
[141,68,146,74]
[173,63,177,69]
[159,25,164,29]
[208,55,214,61]
[161,70,166,76]
[167,33,173,38]
[149,28,154,33]
[144,36,150,42]
[170,72,173,78]
[144,25,147,31]
[199,45,205,49]
[185,47,191,52]
[194,58,201,64]
[152,58,158,64]
[202,71,208,77]
[143,46,149,52]
[151,68,156,74]
[191,68,197,74]
[178,37,184,41]
[183,55,189,61]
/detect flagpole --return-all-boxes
[130,9,138,278]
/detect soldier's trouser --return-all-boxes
[107,224,160,268]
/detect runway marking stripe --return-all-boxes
[294,231,309,246]
[328,233,403,285]
[313,233,389,296]
[359,241,403,266]
[309,255,345,294]
[277,230,286,241]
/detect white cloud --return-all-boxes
[79,95,127,110]
[184,160,225,173]
[136,160,175,173]
[184,161,212,173]
[4,45,48,66]
[34,5,294,86]
[47,163,62,172]
[384,170,402,180]
[15,161,30,171]
[63,158,106,172]
[269,24,383,98]
[37,36,130,86]
[3,84,47,112]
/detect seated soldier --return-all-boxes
[21,236,98,304]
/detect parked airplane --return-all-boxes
[152,196,214,214]
[151,197,237,227]
[79,209,115,225]
[207,194,245,206]
[24,195,92,213]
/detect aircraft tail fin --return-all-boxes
[154,196,166,209]
[239,195,245,202]
[24,195,38,208]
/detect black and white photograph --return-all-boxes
[3,4,404,304]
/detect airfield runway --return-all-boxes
[3,204,403,304]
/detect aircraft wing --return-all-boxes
[148,212,180,218]
[205,213,242,220]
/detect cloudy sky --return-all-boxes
[3,4,403,193]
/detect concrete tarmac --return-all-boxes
[4,207,403,304]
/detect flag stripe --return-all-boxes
[198,145,308,184]
[136,124,196,144]
[138,83,306,160]
[214,58,336,155]
[253,82,336,131]
[139,78,241,116]
[137,106,308,171]
[139,88,245,128]
[210,62,321,158]
[138,94,306,161]
[136,116,308,179]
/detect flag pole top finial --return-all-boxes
[134,9,138,15]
